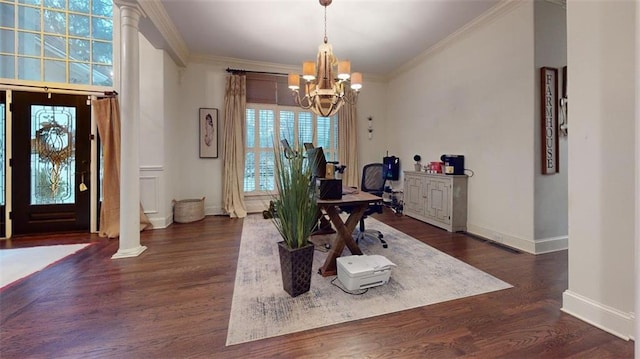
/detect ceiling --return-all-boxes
[157,0,502,77]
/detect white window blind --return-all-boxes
[244,103,338,194]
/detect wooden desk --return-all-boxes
[317,191,382,276]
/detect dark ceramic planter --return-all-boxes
[277,241,314,297]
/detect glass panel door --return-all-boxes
[30,105,77,205]
[11,91,90,235]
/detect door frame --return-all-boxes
[0,91,3,237]
[1,89,100,238]
[3,90,13,239]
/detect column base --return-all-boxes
[112,245,148,259]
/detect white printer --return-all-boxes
[336,255,396,291]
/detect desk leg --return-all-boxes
[318,204,367,277]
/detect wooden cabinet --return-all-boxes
[403,171,468,232]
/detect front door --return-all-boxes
[11,92,91,235]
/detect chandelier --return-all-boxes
[288,0,362,117]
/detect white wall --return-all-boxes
[162,50,181,225]
[386,2,537,251]
[138,33,182,228]
[562,0,636,340]
[139,35,165,167]
[351,79,391,183]
[139,33,166,228]
[533,1,568,250]
[172,60,227,215]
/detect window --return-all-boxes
[244,103,338,194]
[0,0,113,86]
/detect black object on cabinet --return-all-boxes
[383,156,400,180]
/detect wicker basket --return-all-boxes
[173,197,205,223]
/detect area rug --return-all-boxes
[226,215,512,346]
[0,244,91,290]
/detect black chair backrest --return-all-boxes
[361,163,386,195]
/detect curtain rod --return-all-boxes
[225,68,288,77]
[0,82,117,97]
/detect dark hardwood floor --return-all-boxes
[0,209,634,358]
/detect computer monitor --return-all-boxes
[306,146,327,178]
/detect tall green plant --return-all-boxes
[271,142,318,249]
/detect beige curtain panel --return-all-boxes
[93,97,152,238]
[338,102,359,188]
[222,74,248,218]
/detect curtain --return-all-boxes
[93,97,152,238]
[338,102,359,188]
[222,74,248,218]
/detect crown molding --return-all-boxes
[387,0,526,81]
[137,0,189,67]
[190,54,299,74]
[189,54,386,83]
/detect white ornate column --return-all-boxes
[112,0,147,259]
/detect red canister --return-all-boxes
[430,162,443,173]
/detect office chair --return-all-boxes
[344,163,388,248]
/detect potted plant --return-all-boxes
[413,154,422,171]
[271,141,319,297]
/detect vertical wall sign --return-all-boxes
[540,67,558,174]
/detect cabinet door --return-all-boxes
[404,175,425,217]
[425,177,451,224]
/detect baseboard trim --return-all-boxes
[206,205,226,216]
[466,224,568,255]
[562,290,633,340]
[534,235,568,254]
[467,224,535,254]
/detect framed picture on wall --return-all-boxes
[199,108,218,158]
